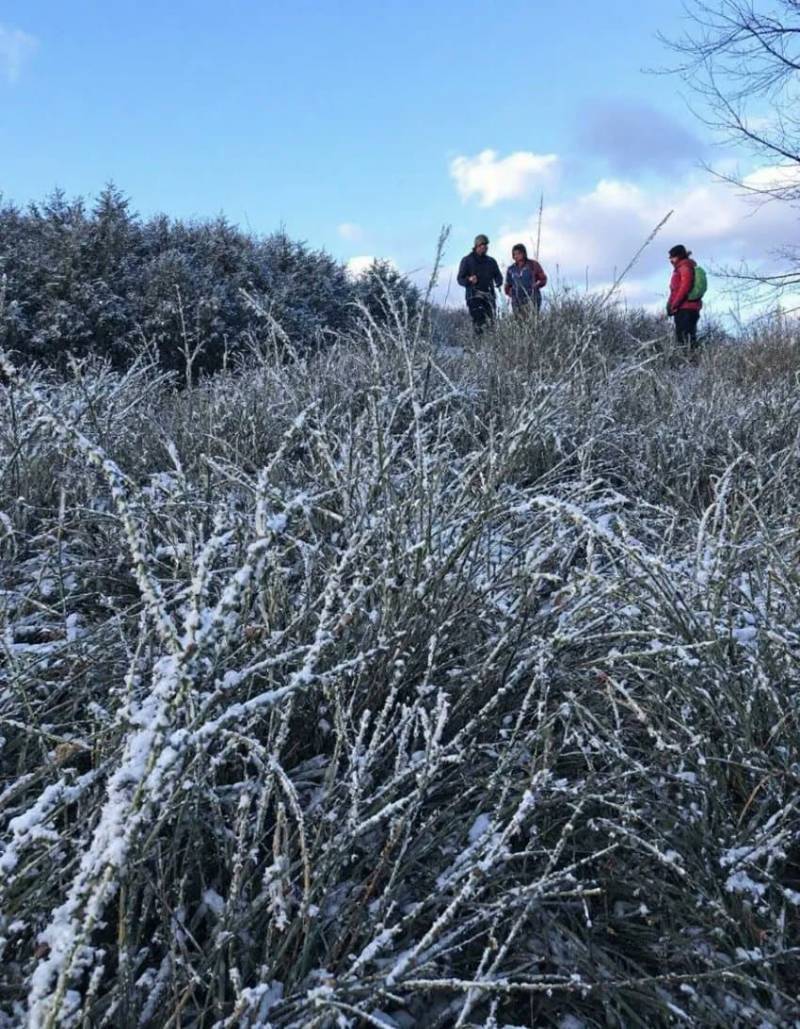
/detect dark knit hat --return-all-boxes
[474,234,489,247]
[668,244,691,259]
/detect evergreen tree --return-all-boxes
[0,187,403,374]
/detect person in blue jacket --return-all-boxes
[504,244,547,317]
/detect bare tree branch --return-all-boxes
[662,0,800,297]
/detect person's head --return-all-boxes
[511,243,528,264]
[668,244,691,266]
[473,234,489,253]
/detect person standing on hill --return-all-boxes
[457,234,503,335]
[667,244,703,352]
[504,243,547,318]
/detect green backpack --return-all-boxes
[688,265,708,302]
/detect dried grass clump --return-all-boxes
[1,304,799,1028]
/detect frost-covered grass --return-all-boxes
[1,301,799,1028]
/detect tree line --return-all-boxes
[0,185,421,375]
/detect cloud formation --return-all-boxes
[450,149,558,207]
[485,164,799,310]
[338,222,364,242]
[576,101,704,173]
[742,163,800,195]
[346,255,398,278]
[0,23,38,84]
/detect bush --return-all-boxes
[0,187,415,376]
[1,293,799,1027]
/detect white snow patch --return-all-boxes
[468,813,492,843]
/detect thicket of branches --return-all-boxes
[0,186,421,375]
[663,0,800,297]
[1,300,799,1027]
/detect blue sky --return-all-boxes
[0,2,791,312]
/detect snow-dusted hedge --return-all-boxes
[0,188,421,375]
[1,305,799,1027]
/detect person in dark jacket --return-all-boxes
[504,243,547,317]
[457,234,503,335]
[667,244,702,351]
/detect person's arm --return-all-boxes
[504,267,513,296]
[456,256,471,288]
[667,270,677,314]
[492,259,503,289]
[531,260,547,289]
[669,263,692,313]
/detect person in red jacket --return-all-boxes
[667,244,702,351]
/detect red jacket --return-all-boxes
[668,258,702,313]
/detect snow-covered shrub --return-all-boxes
[0,306,799,1027]
[0,188,401,375]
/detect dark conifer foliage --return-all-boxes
[0,186,421,374]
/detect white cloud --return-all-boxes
[338,222,364,242]
[450,149,559,207]
[346,255,398,278]
[493,164,797,303]
[0,23,38,84]
[742,164,800,193]
[346,256,376,277]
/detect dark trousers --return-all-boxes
[675,309,700,349]
[467,295,496,335]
